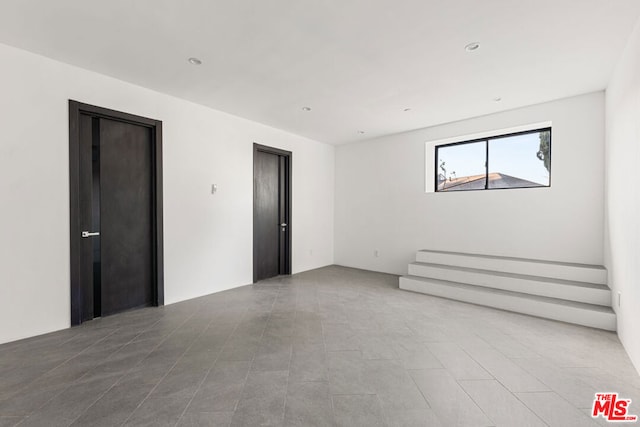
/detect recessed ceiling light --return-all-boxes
[465,42,480,52]
[188,57,202,65]
[403,108,412,112]
[358,130,365,134]
[493,97,502,102]
[302,106,312,112]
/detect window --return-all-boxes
[435,127,551,192]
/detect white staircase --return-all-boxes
[399,249,616,331]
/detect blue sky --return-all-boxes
[437,132,550,185]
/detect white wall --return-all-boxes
[0,43,334,344]
[605,17,640,373]
[335,92,605,275]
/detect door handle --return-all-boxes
[81,231,100,238]
[280,223,287,227]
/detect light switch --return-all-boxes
[211,184,217,194]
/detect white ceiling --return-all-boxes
[0,1,639,145]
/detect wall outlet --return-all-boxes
[618,291,622,308]
[374,249,379,257]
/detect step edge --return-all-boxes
[409,262,610,289]
[399,283,616,331]
[417,249,605,270]
[404,269,611,306]
[400,275,614,313]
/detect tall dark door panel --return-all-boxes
[70,101,163,326]
[99,118,153,315]
[254,150,280,280]
[78,114,96,323]
[253,144,291,282]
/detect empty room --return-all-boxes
[1,1,640,426]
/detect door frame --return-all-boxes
[253,143,292,283]
[68,100,164,326]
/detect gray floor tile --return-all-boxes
[121,357,173,387]
[459,379,546,426]
[264,317,296,338]
[0,266,637,427]
[565,366,640,404]
[70,379,154,426]
[472,329,541,359]
[332,395,385,427]
[363,360,428,411]
[289,344,328,382]
[426,342,493,380]
[205,361,251,385]
[357,335,398,360]
[410,369,493,426]
[284,382,334,427]
[516,391,600,427]
[252,342,293,372]
[178,411,234,427]
[512,357,597,408]
[407,323,449,342]
[241,370,288,399]
[327,351,375,395]
[384,409,444,427]
[323,323,359,352]
[230,395,286,427]
[187,382,244,413]
[151,361,210,399]
[0,382,69,417]
[394,342,443,370]
[459,340,549,392]
[123,397,191,427]
[20,371,122,426]
[0,418,22,427]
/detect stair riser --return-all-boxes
[408,264,611,306]
[399,277,616,331]
[416,252,607,284]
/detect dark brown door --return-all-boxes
[99,118,153,316]
[70,101,163,325]
[253,144,291,282]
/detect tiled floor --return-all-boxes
[0,265,639,426]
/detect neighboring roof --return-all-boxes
[438,173,543,191]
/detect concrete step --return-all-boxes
[399,275,616,331]
[416,249,607,284]
[408,262,611,306]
